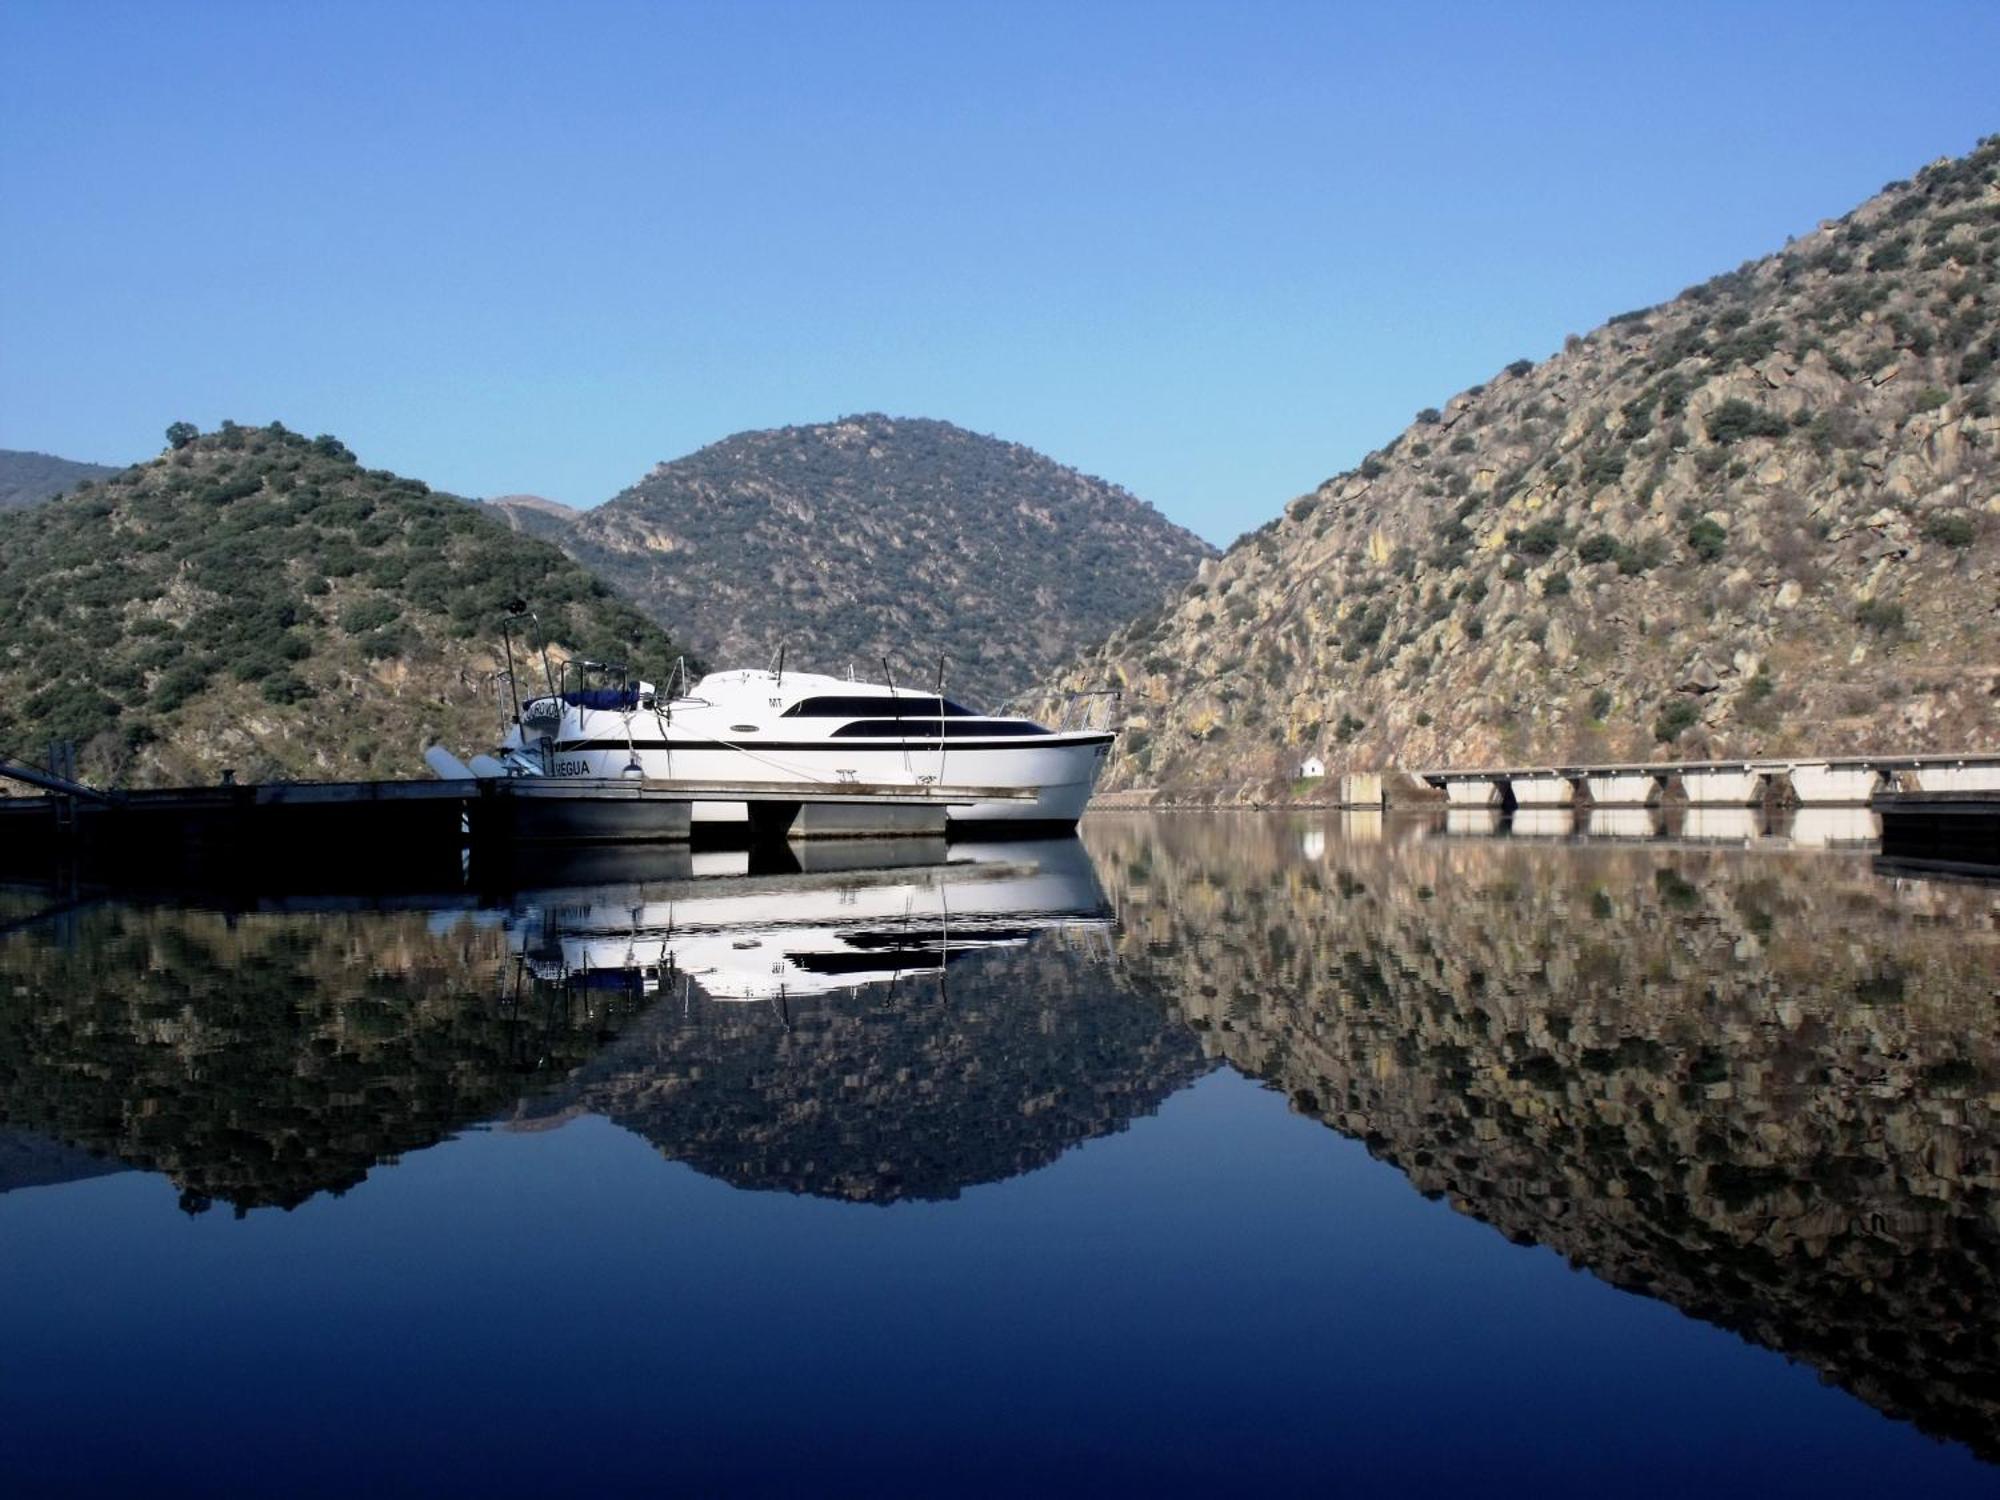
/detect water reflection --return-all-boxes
[0,840,1188,1212]
[3,817,1997,1464]
[1087,813,2000,1462]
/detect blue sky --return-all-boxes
[3,0,1996,545]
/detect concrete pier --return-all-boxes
[1419,751,1998,813]
[1900,763,2000,794]
[1679,768,1765,806]
[1788,763,1883,804]
[1506,774,1575,807]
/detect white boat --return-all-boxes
[496,662,1114,831]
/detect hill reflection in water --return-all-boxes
[1,816,1996,1465]
[0,839,1190,1212]
[1085,811,2000,1462]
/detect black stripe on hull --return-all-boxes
[545,734,1116,754]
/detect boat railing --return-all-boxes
[1051,688,1122,733]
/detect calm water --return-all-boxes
[2,814,1996,1497]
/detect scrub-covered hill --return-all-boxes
[1039,136,2000,796]
[0,421,679,786]
[545,414,1216,711]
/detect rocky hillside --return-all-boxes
[542,414,1214,710]
[0,422,679,786]
[0,448,120,512]
[1042,137,2000,794]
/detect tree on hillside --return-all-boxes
[166,422,199,450]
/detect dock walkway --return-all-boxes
[0,762,1035,853]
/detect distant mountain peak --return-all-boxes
[0,448,122,512]
[550,414,1215,709]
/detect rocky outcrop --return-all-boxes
[1040,138,2000,797]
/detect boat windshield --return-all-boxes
[781,694,980,718]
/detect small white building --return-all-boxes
[1298,756,1326,780]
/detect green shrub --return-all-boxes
[1854,598,1906,634]
[1923,513,1976,548]
[1506,359,1535,377]
[1416,407,1442,425]
[1580,451,1626,489]
[1653,699,1700,742]
[1588,687,1613,720]
[1542,570,1572,596]
[260,672,314,705]
[1577,533,1619,565]
[1511,519,1566,557]
[339,598,401,634]
[1910,386,1949,413]
[1706,399,1788,444]
[1686,519,1728,561]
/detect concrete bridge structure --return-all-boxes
[1413,751,2000,811]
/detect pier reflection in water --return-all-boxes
[0,816,1995,1494]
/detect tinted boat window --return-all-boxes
[829,718,1049,739]
[781,695,979,718]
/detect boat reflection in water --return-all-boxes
[506,838,1113,1008]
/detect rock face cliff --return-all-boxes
[1041,138,2000,796]
[1084,814,2000,1460]
[0,423,677,785]
[541,414,1215,711]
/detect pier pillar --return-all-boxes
[1680,769,1765,806]
[1584,772,1659,806]
[781,802,950,839]
[1443,780,1500,807]
[1900,763,2000,794]
[1506,775,1574,807]
[1338,772,1384,809]
[1786,763,1882,805]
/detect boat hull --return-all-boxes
[536,733,1112,828]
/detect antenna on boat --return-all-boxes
[883,656,907,767]
[500,601,539,724]
[935,654,947,790]
[776,644,785,689]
